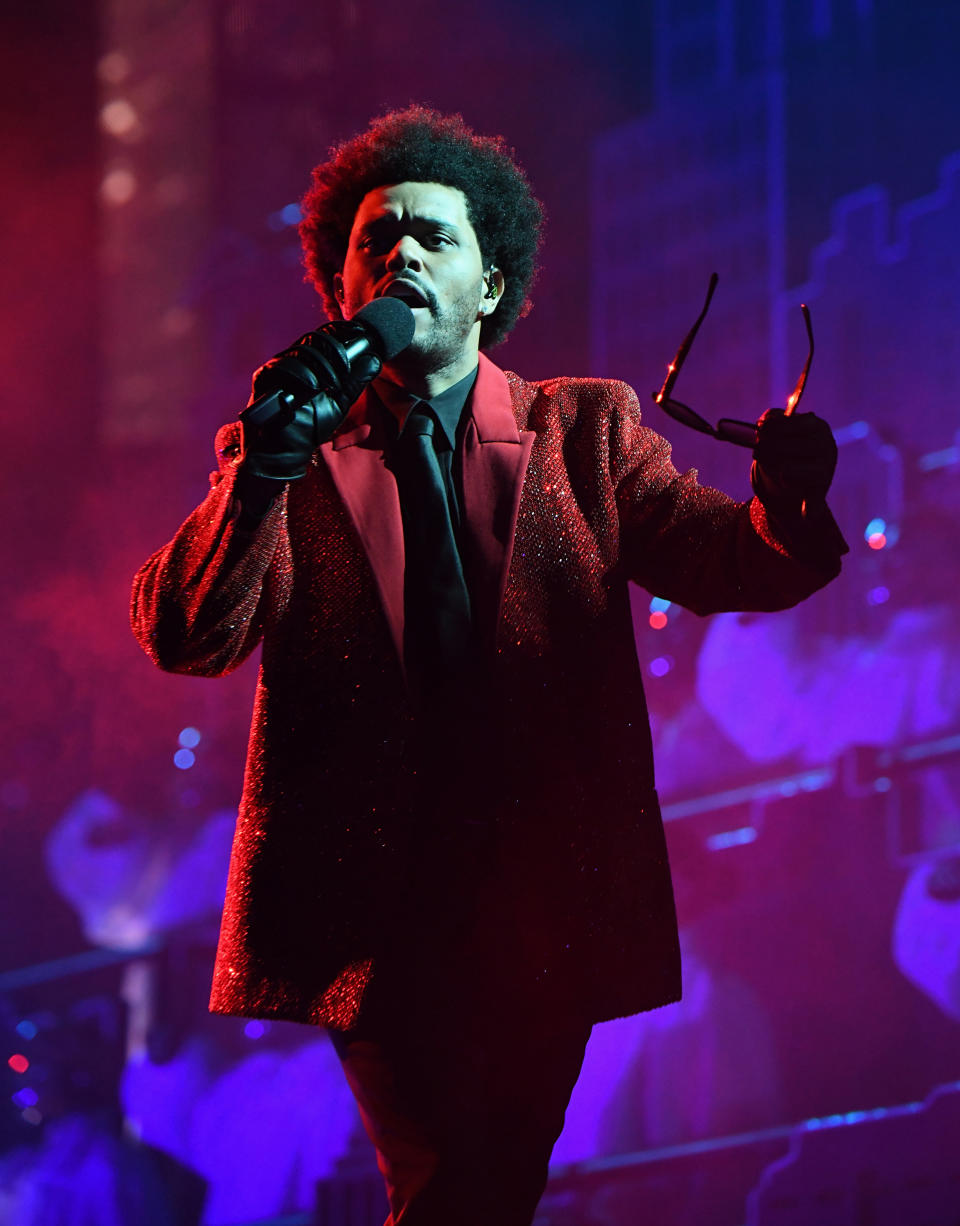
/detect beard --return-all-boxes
[398,278,484,375]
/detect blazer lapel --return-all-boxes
[319,357,535,669]
[462,354,536,656]
[318,397,406,667]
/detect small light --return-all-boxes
[280,203,302,225]
[178,727,201,749]
[173,748,195,770]
[867,586,890,606]
[244,1020,266,1040]
[12,1088,38,1109]
[706,826,757,851]
[97,51,130,84]
[649,597,672,613]
[8,1054,29,1074]
[15,1021,37,1041]
[100,98,139,138]
[649,656,673,677]
[867,533,887,550]
[649,611,668,630]
[864,517,886,540]
[22,1107,42,1126]
[101,167,137,205]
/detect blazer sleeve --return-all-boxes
[130,422,291,676]
[609,382,847,615]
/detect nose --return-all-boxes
[385,235,423,272]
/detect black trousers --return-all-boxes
[329,934,593,1226]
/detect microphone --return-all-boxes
[243,296,416,429]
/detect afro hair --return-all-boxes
[299,106,544,349]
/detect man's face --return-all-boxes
[334,182,501,378]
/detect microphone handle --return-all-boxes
[242,388,300,429]
[242,324,374,428]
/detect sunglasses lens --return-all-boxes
[717,419,759,448]
[662,400,716,437]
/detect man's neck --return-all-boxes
[380,349,480,401]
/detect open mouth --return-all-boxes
[381,280,430,309]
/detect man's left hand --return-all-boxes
[750,408,838,511]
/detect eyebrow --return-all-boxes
[358,215,461,236]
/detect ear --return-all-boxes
[479,266,505,316]
[332,272,345,314]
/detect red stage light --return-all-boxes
[8,1054,29,1074]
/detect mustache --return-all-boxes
[381,277,438,313]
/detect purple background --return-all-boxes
[2,0,959,1222]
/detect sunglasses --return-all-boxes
[652,273,814,448]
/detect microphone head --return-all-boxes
[355,296,416,360]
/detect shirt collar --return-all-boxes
[372,364,479,449]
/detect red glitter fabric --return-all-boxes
[131,356,843,1029]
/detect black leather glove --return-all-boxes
[233,328,381,529]
[750,408,838,512]
[240,330,382,482]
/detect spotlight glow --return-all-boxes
[101,167,137,205]
[100,98,140,138]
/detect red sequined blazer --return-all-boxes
[132,354,842,1029]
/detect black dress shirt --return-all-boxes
[372,364,479,548]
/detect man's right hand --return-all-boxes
[239,333,381,482]
[240,384,344,482]
[232,332,381,528]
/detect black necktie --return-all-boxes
[392,403,473,701]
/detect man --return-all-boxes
[132,107,846,1225]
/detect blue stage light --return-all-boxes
[706,826,757,851]
[178,726,201,749]
[173,748,195,770]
